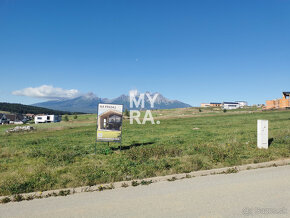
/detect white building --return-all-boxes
[200,103,210,107]
[235,101,248,108]
[222,102,240,110]
[35,115,62,124]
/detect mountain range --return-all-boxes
[33,92,191,113]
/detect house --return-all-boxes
[200,103,210,107]
[0,114,8,124]
[210,102,222,107]
[35,115,62,124]
[0,114,26,124]
[266,92,290,109]
[98,110,122,131]
[235,101,248,108]
[222,102,240,110]
[5,114,16,123]
[25,114,35,120]
[5,114,25,124]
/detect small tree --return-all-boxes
[223,109,227,113]
[74,114,78,119]
[64,115,69,121]
[125,109,129,117]
[199,108,202,112]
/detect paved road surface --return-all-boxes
[1,165,290,218]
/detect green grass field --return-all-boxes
[0,108,290,196]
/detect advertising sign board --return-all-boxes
[97,103,123,142]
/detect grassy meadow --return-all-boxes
[0,108,290,196]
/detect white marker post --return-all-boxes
[257,120,268,149]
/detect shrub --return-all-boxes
[13,194,24,202]
[1,197,11,204]
[225,167,239,174]
[141,180,152,185]
[131,181,140,186]
[58,190,70,196]
[64,115,69,122]
[26,195,34,201]
[124,109,129,117]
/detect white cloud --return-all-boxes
[129,89,139,97]
[12,85,81,100]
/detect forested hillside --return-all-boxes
[0,102,73,115]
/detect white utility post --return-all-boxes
[257,120,268,149]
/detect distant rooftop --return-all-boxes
[283,92,290,96]
[210,102,221,104]
[223,102,239,104]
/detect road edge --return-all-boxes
[1,158,290,203]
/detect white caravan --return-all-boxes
[35,115,62,124]
[222,102,240,110]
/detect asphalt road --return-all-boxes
[1,165,290,218]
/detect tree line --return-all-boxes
[0,102,73,115]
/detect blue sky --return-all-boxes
[0,0,290,106]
